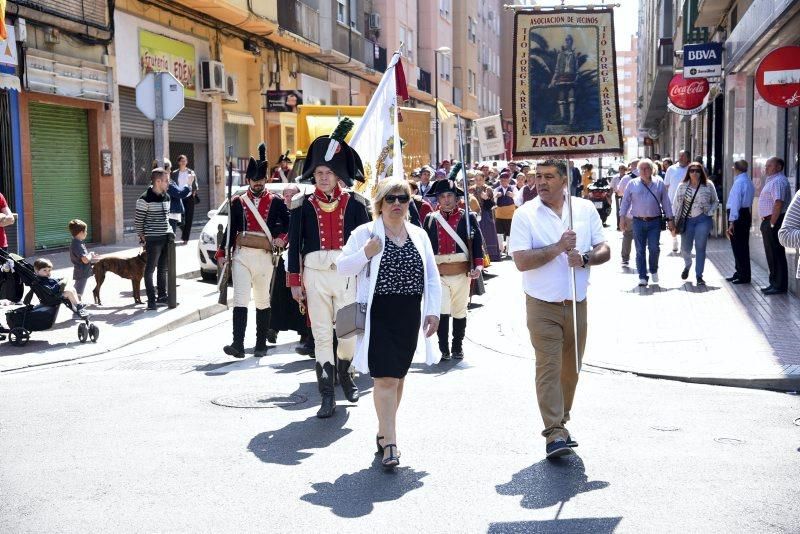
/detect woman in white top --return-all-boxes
[336,178,441,471]
[674,162,719,285]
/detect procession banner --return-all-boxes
[512,9,623,156]
[350,51,407,195]
[139,29,197,97]
[474,114,505,158]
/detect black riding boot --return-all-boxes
[451,317,467,359]
[295,329,315,357]
[315,362,336,418]
[223,306,247,358]
[337,358,359,402]
[254,308,272,358]
[437,314,451,361]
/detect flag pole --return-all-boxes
[566,161,580,374]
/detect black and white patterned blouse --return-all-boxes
[374,238,424,296]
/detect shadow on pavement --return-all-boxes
[409,359,473,376]
[488,517,622,533]
[496,455,609,510]
[300,456,428,518]
[248,410,353,466]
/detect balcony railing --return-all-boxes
[278,0,320,44]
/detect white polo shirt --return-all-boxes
[508,193,605,302]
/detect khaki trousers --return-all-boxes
[303,251,356,366]
[440,273,470,319]
[525,296,587,444]
[232,246,273,309]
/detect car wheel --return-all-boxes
[200,269,217,282]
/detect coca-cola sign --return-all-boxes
[667,74,709,113]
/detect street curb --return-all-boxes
[1,294,231,373]
[584,362,800,392]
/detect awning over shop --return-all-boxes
[0,72,20,92]
[224,111,256,126]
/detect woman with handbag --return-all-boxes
[336,178,441,471]
[173,154,198,244]
[674,163,719,285]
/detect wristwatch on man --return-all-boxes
[581,252,590,268]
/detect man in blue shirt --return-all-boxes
[725,160,755,284]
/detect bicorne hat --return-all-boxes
[300,118,363,186]
[245,143,269,181]
[425,163,465,197]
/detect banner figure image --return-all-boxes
[513,9,623,156]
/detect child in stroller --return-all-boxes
[0,251,98,346]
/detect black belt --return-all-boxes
[634,216,660,221]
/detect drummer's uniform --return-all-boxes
[423,206,483,359]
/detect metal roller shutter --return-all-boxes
[169,99,210,230]
[120,87,155,231]
[119,86,153,138]
[29,102,91,249]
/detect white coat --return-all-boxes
[336,216,442,374]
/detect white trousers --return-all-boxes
[232,246,273,309]
[440,273,470,319]
[304,251,356,366]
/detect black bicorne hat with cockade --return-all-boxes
[245,143,269,181]
[425,163,465,197]
[300,118,363,186]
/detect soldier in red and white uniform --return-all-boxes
[270,151,293,183]
[287,119,370,418]
[216,143,289,358]
[423,177,484,361]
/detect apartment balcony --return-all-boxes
[173,0,277,35]
[277,0,320,45]
[695,0,732,27]
[640,38,674,129]
[417,69,432,94]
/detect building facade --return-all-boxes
[617,35,639,161]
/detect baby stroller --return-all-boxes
[0,249,99,347]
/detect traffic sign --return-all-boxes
[667,74,710,115]
[683,42,722,79]
[135,71,185,121]
[756,46,800,108]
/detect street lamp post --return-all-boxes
[434,46,451,167]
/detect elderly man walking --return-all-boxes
[509,159,610,459]
[758,157,792,295]
[620,159,674,287]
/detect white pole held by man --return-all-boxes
[565,159,580,373]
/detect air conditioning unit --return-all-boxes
[368,12,381,30]
[199,60,225,93]
[223,74,239,102]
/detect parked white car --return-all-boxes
[197,183,311,281]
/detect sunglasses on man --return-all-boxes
[385,194,411,204]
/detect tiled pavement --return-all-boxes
[468,224,800,391]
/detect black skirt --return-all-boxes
[368,294,422,378]
[269,256,307,334]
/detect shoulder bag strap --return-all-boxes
[240,194,274,243]
[679,184,701,220]
[642,181,666,218]
[432,211,469,256]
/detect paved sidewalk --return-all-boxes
[0,237,227,371]
[468,225,800,392]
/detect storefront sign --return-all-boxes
[1,24,17,66]
[683,42,722,79]
[667,74,709,115]
[755,46,800,108]
[265,90,302,112]
[139,29,196,97]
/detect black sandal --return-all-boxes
[382,444,400,470]
[376,435,385,455]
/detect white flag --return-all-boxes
[350,52,404,194]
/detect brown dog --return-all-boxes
[92,251,147,305]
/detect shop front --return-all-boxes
[1,22,22,254]
[114,10,214,232]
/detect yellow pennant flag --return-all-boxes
[436,99,452,121]
[0,0,7,41]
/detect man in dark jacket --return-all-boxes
[134,168,172,310]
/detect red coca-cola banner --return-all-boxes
[667,74,709,111]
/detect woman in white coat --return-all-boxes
[337,178,441,471]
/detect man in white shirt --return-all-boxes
[663,150,690,252]
[509,159,610,459]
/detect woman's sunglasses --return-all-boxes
[688,168,703,174]
[385,194,411,204]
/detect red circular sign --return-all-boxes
[756,46,800,108]
[667,74,709,110]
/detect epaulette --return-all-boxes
[290,191,308,210]
[230,190,246,202]
[350,191,369,207]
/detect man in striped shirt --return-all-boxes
[757,157,792,295]
[134,167,173,310]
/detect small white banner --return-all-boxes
[763,69,800,86]
[474,114,505,158]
